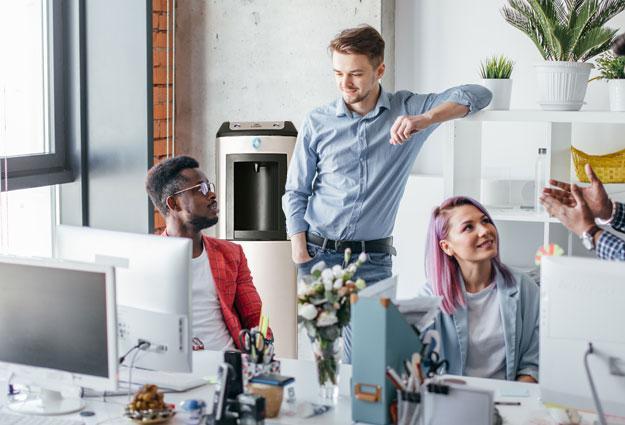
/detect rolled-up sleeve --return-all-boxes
[282,117,317,237]
[421,84,492,115]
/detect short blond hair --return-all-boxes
[329,25,385,67]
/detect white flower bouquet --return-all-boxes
[297,249,367,395]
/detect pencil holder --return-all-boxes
[241,353,281,385]
[397,390,421,425]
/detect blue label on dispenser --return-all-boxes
[252,137,261,149]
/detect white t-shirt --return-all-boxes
[190,248,234,350]
[464,283,507,380]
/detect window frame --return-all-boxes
[1,0,77,192]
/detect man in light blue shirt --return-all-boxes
[282,25,492,361]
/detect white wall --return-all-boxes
[393,175,444,299]
[392,0,625,293]
[175,0,395,180]
[396,0,625,176]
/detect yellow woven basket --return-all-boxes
[571,146,625,183]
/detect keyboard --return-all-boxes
[120,366,213,391]
[0,413,84,425]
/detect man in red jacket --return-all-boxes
[146,155,266,350]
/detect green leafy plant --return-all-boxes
[479,55,515,79]
[502,0,625,62]
[594,51,625,79]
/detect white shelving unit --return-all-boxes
[445,110,625,269]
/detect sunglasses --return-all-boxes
[170,181,215,197]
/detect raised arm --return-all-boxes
[389,84,492,145]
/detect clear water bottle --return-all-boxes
[535,148,548,213]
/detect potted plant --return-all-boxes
[479,55,514,110]
[502,0,625,111]
[594,51,625,110]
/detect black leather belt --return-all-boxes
[306,232,397,256]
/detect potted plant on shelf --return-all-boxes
[502,0,625,111]
[479,55,514,110]
[593,51,625,110]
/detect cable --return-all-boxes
[127,347,143,401]
[584,342,608,425]
[118,341,150,401]
[119,340,151,364]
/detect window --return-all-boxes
[0,0,74,192]
[0,186,55,257]
[0,0,74,256]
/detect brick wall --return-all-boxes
[152,0,175,233]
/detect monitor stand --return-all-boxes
[8,388,85,415]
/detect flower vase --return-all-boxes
[313,337,342,405]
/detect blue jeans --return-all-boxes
[297,243,393,364]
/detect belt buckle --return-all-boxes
[335,239,343,252]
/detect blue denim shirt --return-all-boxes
[423,267,540,381]
[282,85,492,240]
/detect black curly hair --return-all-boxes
[146,156,199,216]
[614,34,625,56]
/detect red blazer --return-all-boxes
[200,235,266,349]
[164,232,267,349]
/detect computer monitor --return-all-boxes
[358,275,398,300]
[54,225,193,373]
[0,255,117,415]
[540,256,625,420]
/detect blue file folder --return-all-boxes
[351,296,423,424]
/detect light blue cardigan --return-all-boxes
[422,267,540,381]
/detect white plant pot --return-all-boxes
[534,61,593,111]
[608,79,625,111]
[481,79,512,110]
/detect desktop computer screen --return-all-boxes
[540,256,625,420]
[0,256,117,415]
[358,274,398,300]
[54,225,193,373]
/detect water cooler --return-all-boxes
[215,121,297,358]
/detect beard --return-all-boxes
[343,89,369,105]
[189,215,218,232]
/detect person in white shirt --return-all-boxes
[422,196,539,382]
[146,156,268,351]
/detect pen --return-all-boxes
[495,401,521,406]
[404,360,416,391]
[386,366,407,392]
[412,353,424,386]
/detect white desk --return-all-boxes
[0,351,585,424]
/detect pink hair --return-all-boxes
[425,196,514,315]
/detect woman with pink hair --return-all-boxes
[423,196,539,382]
